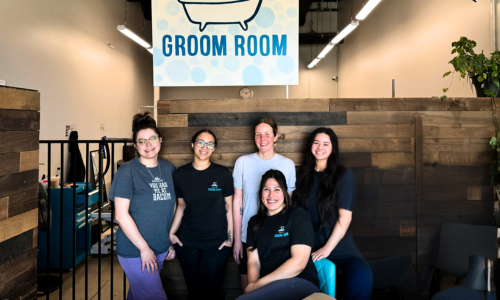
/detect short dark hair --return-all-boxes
[191,129,217,146]
[132,112,161,143]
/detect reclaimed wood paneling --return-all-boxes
[420,111,493,125]
[467,186,494,200]
[0,87,40,111]
[0,266,36,300]
[157,114,188,127]
[0,248,37,284]
[0,152,20,177]
[0,196,8,221]
[8,189,37,218]
[157,100,171,114]
[0,131,39,154]
[188,112,347,127]
[0,169,39,198]
[0,208,38,243]
[0,110,39,131]
[0,230,33,265]
[347,111,413,124]
[19,150,39,172]
[170,98,330,113]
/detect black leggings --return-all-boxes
[174,243,232,300]
[236,277,319,300]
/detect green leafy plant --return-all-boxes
[442,37,500,99]
[490,99,500,198]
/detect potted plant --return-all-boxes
[442,37,500,99]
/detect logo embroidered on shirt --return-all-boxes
[208,182,221,191]
[275,226,289,238]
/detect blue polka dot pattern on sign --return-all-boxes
[278,13,287,22]
[165,1,179,15]
[180,17,186,23]
[191,67,206,83]
[153,48,166,67]
[273,24,283,34]
[269,67,279,77]
[250,25,258,33]
[190,58,199,65]
[287,7,297,18]
[224,57,240,71]
[255,7,275,28]
[274,3,283,11]
[228,24,240,35]
[277,56,294,73]
[253,57,263,65]
[211,59,219,67]
[157,19,168,30]
[155,75,163,82]
[207,25,215,32]
[166,60,190,83]
[242,65,264,85]
[190,27,198,34]
[171,28,177,34]
[211,75,234,85]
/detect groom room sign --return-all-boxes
[152,0,299,86]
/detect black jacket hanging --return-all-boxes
[68,131,86,182]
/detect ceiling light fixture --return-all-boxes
[117,25,151,48]
[356,0,382,20]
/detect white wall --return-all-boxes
[336,0,496,98]
[0,0,154,180]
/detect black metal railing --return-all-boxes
[39,139,133,300]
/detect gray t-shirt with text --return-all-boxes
[109,158,176,258]
[233,153,296,242]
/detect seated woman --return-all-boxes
[293,127,373,300]
[237,169,319,300]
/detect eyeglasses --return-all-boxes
[195,139,216,150]
[136,136,159,145]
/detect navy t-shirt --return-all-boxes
[108,158,176,258]
[307,168,358,257]
[173,162,234,250]
[246,207,319,288]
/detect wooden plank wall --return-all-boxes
[156,97,497,295]
[0,86,40,300]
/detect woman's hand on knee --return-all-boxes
[140,247,158,275]
[311,246,333,262]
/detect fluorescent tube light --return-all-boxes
[147,47,153,54]
[117,25,151,48]
[308,58,321,69]
[331,20,359,44]
[356,0,382,20]
[317,43,336,59]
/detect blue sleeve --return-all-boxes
[108,165,134,201]
[337,169,355,211]
[286,160,296,192]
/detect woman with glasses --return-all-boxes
[233,117,296,291]
[292,128,372,300]
[169,129,234,300]
[109,112,176,300]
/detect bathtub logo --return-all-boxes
[178,0,263,32]
[208,182,222,191]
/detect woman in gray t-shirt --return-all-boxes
[109,112,176,300]
[232,117,296,292]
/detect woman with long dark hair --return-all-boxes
[169,129,234,300]
[110,112,176,300]
[292,127,373,300]
[236,169,319,300]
